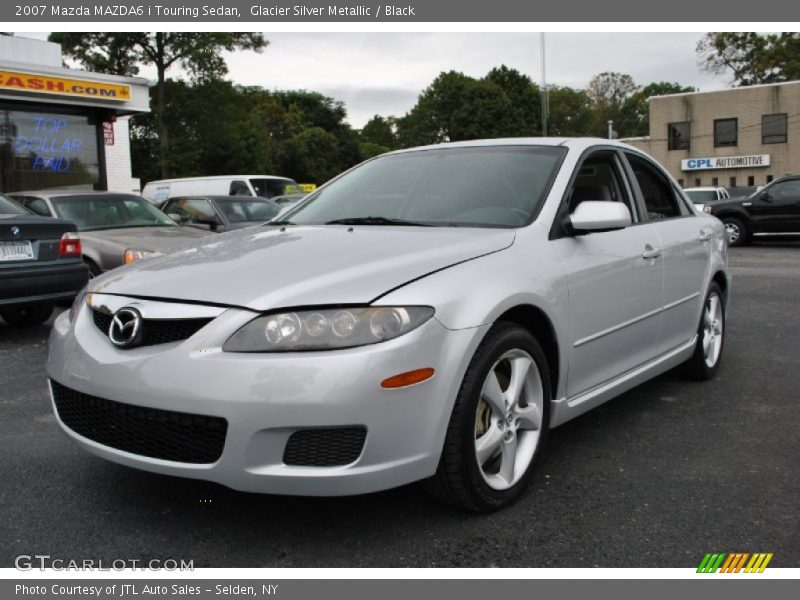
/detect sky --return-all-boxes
[22,32,729,128]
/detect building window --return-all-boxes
[714,118,738,147]
[712,177,719,186]
[762,113,787,144]
[668,122,690,150]
[730,177,737,187]
[677,178,684,187]
[748,176,755,186]
[0,106,101,193]
[694,178,701,186]
[766,175,774,183]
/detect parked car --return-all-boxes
[706,174,800,246]
[141,175,302,204]
[48,139,728,511]
[683,186,729,211]
[9,191,211,276]
[161,196,283,232]
[0,194,88,327]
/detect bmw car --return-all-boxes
[47,139,729,511]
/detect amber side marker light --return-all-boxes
[381,368,435,389]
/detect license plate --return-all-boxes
[0,240,34,261]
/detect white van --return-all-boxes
[141,175,302,204]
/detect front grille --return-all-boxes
[51,380,227,464]
[283,427,367,467]
[91,308,211,347]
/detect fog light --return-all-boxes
[381,368,435,389]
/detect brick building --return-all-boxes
[624,81,800,190]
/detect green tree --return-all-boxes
[697,32,800,86]
[360,115,397,149]
[546,86,594,136]
[49,32,268,178]
[618,81,697,137]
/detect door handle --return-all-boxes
[642,246,662,260]
[698,229,713,242]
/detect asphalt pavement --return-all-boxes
[1,240,798,568]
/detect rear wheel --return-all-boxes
[0,302,54,327]
[423,322,550,512]
[722,217,747,246]
[682,282,725,380]
[83,259,101,278]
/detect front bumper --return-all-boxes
[47,301,486,496]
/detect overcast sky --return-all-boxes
[24,32,728,128]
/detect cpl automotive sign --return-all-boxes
[682,154,771,171]
[0,70,131,102]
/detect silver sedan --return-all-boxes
[47,138,729,511]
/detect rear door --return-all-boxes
[624,152,710,356]
[552,148,665,398]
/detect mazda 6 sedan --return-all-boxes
[47,138,729,511]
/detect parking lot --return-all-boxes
[1,241,799,569]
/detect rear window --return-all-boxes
[685,190,719,203]
[51,194,177,230]
[215,198,281,222]
[0,194,28,215]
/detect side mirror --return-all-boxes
[167,213,182,223]
[569,201,632,232]
[195,216,221,231]
[759,192,772,203]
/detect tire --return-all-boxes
[423,322,551,512]
[84,259,101,278]
[722,217,747,247]
[682,282,725,380]
[0,302,54,327]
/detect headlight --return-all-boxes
[124,248,160,265]
[703,205,713,214]
[223,306,435,352]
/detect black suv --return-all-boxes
[709,175,800,246]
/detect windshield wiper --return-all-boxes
[324,216,432,227]
[268,219,295,226]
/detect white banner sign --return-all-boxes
[681,155,771,171]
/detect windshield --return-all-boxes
[51,194,177,231]
[283,146,566,228]
[0,194,28,216]
[215,198,281,222]
[249,178,302,198]
[685,190,718,203]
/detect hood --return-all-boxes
[91,225,515,310]
[709,196,751,212]
[80,225,211,252]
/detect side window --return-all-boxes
[626,154,685,220]
[165,199,215,223]
[769,180,800,202]
[567,151,637,221]
[229,180,251,196]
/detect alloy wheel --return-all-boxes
[725,222,740,245]
[702,292,723,368]
[474,349,544,490]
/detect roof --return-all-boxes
[385,137,644,156]
[684,187,725,192]
[9,190,142,199]
[648,79,800,102]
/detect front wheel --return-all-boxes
[682,283,725,380]
[722,217,747,246]
[423,323,550,512]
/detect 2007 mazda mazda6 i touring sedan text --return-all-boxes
[48,138,729,511]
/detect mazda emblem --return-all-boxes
[108,307,143,348]
[11,226,20,238]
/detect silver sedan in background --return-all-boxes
[9,191,211,276]
[47,139,729,511]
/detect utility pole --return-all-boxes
[540,32,548,137]
[608,120,614,139]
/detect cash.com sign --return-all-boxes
[682,154,771,171]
